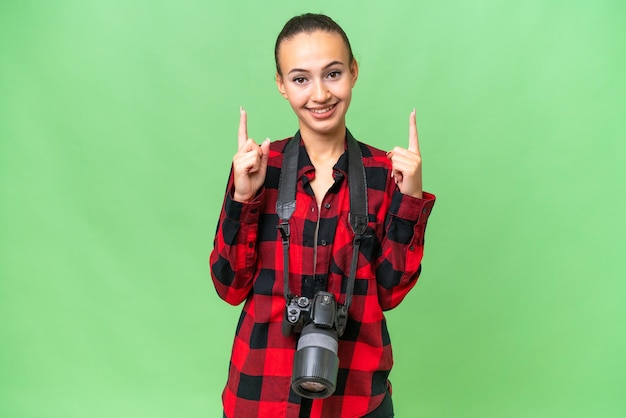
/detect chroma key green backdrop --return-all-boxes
[1,1,624,417]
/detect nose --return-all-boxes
[312,80,330,103]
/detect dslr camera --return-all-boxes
[283,291,347,399]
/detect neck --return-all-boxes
[299,125,346,162]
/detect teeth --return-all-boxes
[311,105,334,114]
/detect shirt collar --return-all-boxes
[295,131,351,179]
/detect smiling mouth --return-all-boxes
[309,104,335,113]
[307,104,337,117]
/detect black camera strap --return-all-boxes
[276,130,368,337]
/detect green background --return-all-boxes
[1,0,624,417]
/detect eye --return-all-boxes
[327,70,342,79]
[293,77,307,85]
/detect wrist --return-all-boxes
[232,190,252,203]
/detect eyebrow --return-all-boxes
[287,60,344,75]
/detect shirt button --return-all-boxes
[324,203,331,209]
[248,242,254,248]
[409,245,415,251]
[321,240,327,246]
[311,207,315,212]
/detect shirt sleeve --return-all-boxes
[375,190,436,310]
[209,172,264,306]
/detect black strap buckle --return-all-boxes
[349,213,368,239]
[277,221,290,241]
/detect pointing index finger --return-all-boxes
[408,108,420,154]
[238,106,248,149]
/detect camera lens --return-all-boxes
[299,382,326,392]
[291,323,339,399]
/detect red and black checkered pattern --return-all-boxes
[210,133,435,418]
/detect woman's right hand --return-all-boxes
[232,107,271,203]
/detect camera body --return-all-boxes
[283,292,337,337]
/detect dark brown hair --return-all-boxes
[274,13,354,75]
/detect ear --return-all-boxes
[276,73,288,99]
[350,59,359,87]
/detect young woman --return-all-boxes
[210,13,436,418]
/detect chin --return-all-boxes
[303,121,345,137]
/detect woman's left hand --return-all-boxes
[387,109,423,199]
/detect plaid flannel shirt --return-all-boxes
[210,132,435,418]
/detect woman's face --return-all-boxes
[276,30,358,140]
